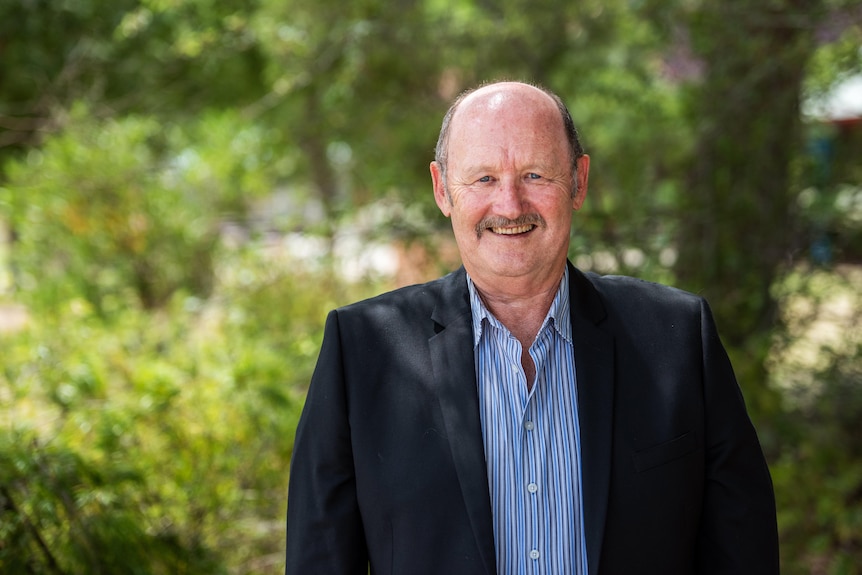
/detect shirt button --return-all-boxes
[530,549,540,560]
[524,420,534,431]
[527,482,538,494]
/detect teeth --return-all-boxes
[491,225,533,235]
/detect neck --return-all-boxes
[472,270,563,346]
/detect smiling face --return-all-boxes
[431,83,589,295]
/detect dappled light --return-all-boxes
[1,0,861,573]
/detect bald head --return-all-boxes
[434,82,585,196]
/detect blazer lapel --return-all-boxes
[429,268,496,575]
[568,263,615,575]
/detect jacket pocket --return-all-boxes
[633,432,697,473]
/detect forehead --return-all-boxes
[447,86,568,164]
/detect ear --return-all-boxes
[572,155,590,210]
[430,161,452,217]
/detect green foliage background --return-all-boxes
[1,0,861,573]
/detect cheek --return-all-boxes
[450,197,484,223]
[448,207,473,236]
[533,195,570,216]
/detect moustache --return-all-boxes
[474,213,546,237]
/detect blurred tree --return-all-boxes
[1,1,860,573]
[0,0,268,153]
[245,0,691,271]
[1,0,688,256]
[0,245,374,573]
[0,107,276,314]
[768,266,862,574]
[247,0,448,231]
[674,0,861,347]
[0,432,224,575]
[676,0,818,344]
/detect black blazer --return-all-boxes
[285,264,779,574]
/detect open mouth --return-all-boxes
[475,215,545,239]
[490,224,535,235]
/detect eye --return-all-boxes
[478,176,492,183]
[527,173,542,180]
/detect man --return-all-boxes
[285,81,779,574]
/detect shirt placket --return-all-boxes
[523,328,550,573]
[501,334,531,574]
[522,393,540,572]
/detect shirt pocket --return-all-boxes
[632,432,698,473]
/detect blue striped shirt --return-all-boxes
[468,269,588,575]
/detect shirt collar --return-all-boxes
[467,267,572,347]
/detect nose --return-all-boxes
[493,177,526,219]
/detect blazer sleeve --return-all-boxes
[285,310,368,574]
[696,299,779,574]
